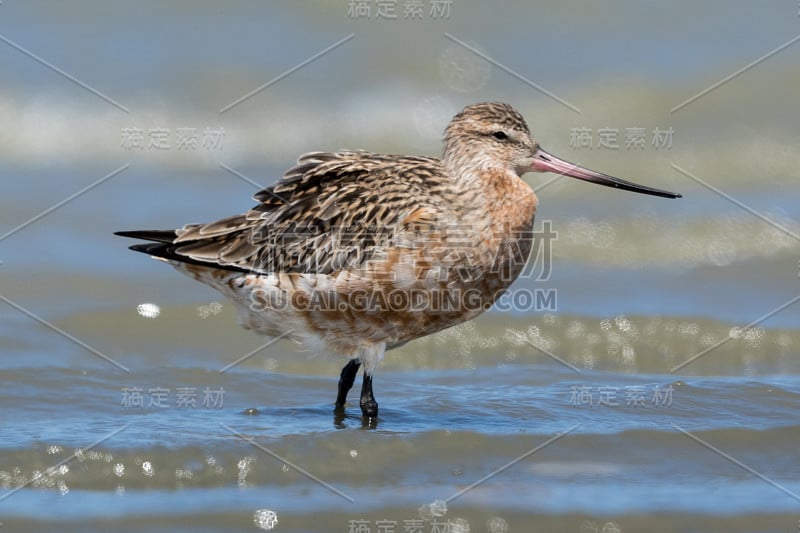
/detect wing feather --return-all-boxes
[138,151,451,275]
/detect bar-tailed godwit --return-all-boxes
[117,102,680,419]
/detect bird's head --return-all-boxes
[443,102,681,199]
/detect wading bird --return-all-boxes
[117,102,680,419]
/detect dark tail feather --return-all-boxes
[116,229,182,262]
[125,241,205,266]
[128,242,171,255]
[118,231,250,273]
[114,229,178,243]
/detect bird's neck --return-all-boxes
[442,154,536,216]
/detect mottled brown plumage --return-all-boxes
[117,102,680,419]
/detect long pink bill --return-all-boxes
[532,148,682,199]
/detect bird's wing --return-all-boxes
[141,151,449,274]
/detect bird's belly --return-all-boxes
[296,281,496,349]
[174,216,536,353]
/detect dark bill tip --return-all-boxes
[532,148,682,199]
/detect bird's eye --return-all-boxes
[492,131,508,141]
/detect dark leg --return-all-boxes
[359,372,379,418]
[335,358,361,410]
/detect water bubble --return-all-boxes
[57,480,69,496]
[601,522,622,533]
[450,518,470,533]
[679,322,699,337]
[349,450,358,458]
[47,445,63,455]
[87,450,103,461]
[504,328,528,346]
[700,333,717,346]
[198,301,224,319]
[743,327,765,347]
[175,467,194,480]
[487,517,508,533]
[439,43,491,92]
[253,509,278,530]
[30,470,45,487]
[418,499,448,520]
[136,302,160,319]
[237,457,253,487]
[477,335,498,350]
[614,315,631,332]
[113,463,125,477]
[142,461,154,477]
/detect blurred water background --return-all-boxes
[1,1,799,531]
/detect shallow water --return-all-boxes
[2,308,799,532]
[2,1,800,532]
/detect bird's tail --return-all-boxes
[115,228,249,273]
[114,229,182,261]
[114,229,178,243]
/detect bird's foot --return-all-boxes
[359,372,378,419]
[359,398,379,419]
